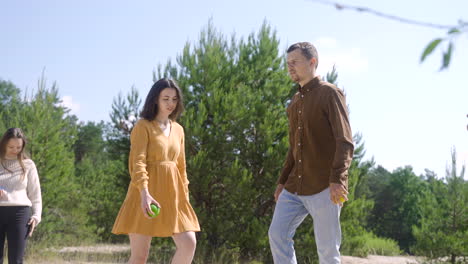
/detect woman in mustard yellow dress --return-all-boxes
[112,78,200,264]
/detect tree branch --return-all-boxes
[307,0,456,29]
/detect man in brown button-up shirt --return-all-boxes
[268,42,354,264]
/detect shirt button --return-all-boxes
[301,95,304,98]
[299,110,302,114]
[298,126,301,130]
[298,143,301,146]
[299,160,302,163]
[298,175,302,178]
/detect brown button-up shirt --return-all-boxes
[277,76,354,195]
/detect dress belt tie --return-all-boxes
[146,160,176,166]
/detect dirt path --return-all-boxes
[38,244,424,264]
[55,244,130,254]
[342,255,422,264]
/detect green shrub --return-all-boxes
[342,231,401,257]
[364,233,401,256]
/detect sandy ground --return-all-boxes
[54,244,131,254]
[36,244,424,264]
[342,255,422,264]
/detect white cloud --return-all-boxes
[379,159,402,173]
[59,96,80,114]
[314,37,368,74]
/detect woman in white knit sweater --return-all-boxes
[0,128,42,264]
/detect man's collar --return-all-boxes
[298,76,321,92]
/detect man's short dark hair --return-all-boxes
[287,42,319,69]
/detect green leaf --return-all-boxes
[440,42,453,71]
[420,38,443,62]
[447,28,460,34]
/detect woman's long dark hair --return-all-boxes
[140,78,184,121]
[0,128,29,180]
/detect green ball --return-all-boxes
[148,204,160,218]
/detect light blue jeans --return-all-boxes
[268,188,342,264]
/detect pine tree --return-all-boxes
[106,87,141,184]
[151,20,382,260]
[103,87,142,242]
[413,148,467,263]
[0,80,21,132]
[73,121,126,241]
[155,21,293,260]
[367,165,427,252]
[0,80,21,112]
[1,76,94,244]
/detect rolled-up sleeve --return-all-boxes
[129,121,149,191]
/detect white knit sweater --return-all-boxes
[0,158,42,224]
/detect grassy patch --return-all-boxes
[342,231,401,257]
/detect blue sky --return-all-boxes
[1,0,467,178]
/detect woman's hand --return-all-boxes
[140,189,161,219]
[0,188,6,198]
[28,218,37,237]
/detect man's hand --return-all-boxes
[274,184,285,202]
[330,183,348,206]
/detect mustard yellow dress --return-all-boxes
[112,119,200,237]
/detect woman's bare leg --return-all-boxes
[171,231,196,264]
[128,233,152,264]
